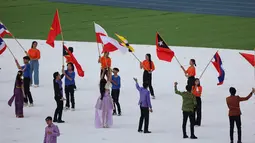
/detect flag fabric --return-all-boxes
[0,37,7,55]
[0,22,12,37]
[63,45,84,77]
[94,23,108,43]
[239,52,255,67]
[46,10,62,48]
[100,35,127,54]
[115,33,135,52]
[156,32,175,62]
[212,52,225,85]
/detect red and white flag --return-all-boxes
[100,35,127,54]
[94,22,108,43]
[0,37,7,55]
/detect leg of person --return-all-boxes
[189,112,197,139]
[53,97,59,122]
[229,116,235,143]
[23,78,30,105]
[236,116,242,143]
[58,100,64,123]
[115,89,121,115]
[182,111,189,138]
[70,85,75,109]
[187,77,195,89]
[138,106,145,132]
[34,60,39,86]
[111,89,117,115]
[30,61,34,85]
[65,86,70,109]
[148,73,155,97]
[196,97,202,126]
[144,107,150,133]
[26,78,33,105]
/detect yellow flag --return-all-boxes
[115,33,135,52]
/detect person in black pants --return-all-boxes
[140,53,155,99]
[64,63,76,110]
[15,56,33,106]
[53,70,65,123]
[111,68,121,115]
[192,78,203,126]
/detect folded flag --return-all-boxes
[115,33,134,52]
[94,23,108,43]
[212,52,225,85]
[156,32,175,62]
[46,10,62,48]
[239,52,255,67]
[63,45,84,77]
[100,35,127,54]
[0,22,12,37]
[0,37,7,55]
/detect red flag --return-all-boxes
[100,35,127,54]
[240,52,255,66]
[63,45,84,77]
[94,23,108,43]
[46,10,62,48]
[156,32,174,62]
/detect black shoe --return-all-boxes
[144,131,151,134]
[57,120,65,123]
[237,141,242,143]
[118,112,122,116]
[112,112,117,115]
[138,129,143,133]
[183,135,188,138]
[230,141,233,143]
[190,135,198,139]
[53,119,58,123]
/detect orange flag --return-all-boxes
[46,9,62,48]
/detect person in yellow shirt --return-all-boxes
[140,53,155,99]
[28,41,40,87]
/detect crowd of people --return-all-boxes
[6,41,255,143]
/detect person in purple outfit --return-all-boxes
[95,70,114,128]
[8,71,25,118]
[44,116,60,143]
[134,78,153,134]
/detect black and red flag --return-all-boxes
[156,32,174,62]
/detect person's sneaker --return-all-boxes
[57,120,65,123]
[65,107,70,110]
[237,141,242,143]
[183,135,189,138]
[152,96,156,99]
[138,130,143,133]
[24,103,28,107]
[112,112,117,115]
[71,108,75,111]
[144,131,151,134]
[118,113,122,116]
[33,85,39,88]
[53,119,58,123]
[190,135,198,139]
[230,141,233,143]
[29,103,34,107]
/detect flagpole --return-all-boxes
[0,21,27,53]
[7,46,16,59]
[56,9,65,66]
[199,50,219,79]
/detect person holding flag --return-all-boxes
[181,59,196,89]
[64,63,76,110]
[140,54,155,99]
[64,47,77,90]
[98,52,111,79]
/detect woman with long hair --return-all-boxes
[64,63,76,110]
[28,41,40,87]
[192,78,202,126]
[140,53,155,99]
[95,70,114,128]
[98,52,111,79]
[181,59,196,89]
[8,71,25,118]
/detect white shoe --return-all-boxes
[71,108,75,111]
[33,85,39,88]
[24,103,28,107]
[29,104,34,107]
[152,96,156,99]
[65,107,70,110]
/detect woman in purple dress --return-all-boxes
[8,71,24,118]
[95,70,114,128]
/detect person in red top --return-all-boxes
[140,53,155,99]
[181,59,196,89]
[226,87,254,143]
[98,52,111,79]
[192,78,202,126]
[28,41,40,87]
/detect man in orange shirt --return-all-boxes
[98,52,111,79]
[28,41,40,87]
[226,87,254,143]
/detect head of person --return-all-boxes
[113,67,119,75]
[186,85,192,92]
[68,47,73,53]
[45,116,53,125]
[99,78,107,99]
[31,41,38,49]
[16,70,23,81]
[194,78,200,86]
[229,87,236,96]
[143,82,149,89]
[53,72,60,80]
[190,59,196,66]
[67,63,74,71]
[104,52,109,57]
[23,56,30,64]
[145,53,151,61]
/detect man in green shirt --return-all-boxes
[174,82,197,139]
